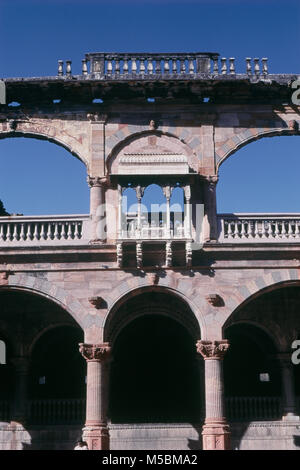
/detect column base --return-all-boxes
[202,420,231,450]
[82,425,110,450]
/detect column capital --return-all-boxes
[163,185,171,199]
[136,185,145,200]
[0,271,10,285]
[79,343,111,362]
[196,340,229,360]
[184,184,191,200]
[87,176,109,188]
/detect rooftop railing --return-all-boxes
[56,53,270,80]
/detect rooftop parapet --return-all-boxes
[57,52,271,80]
[1,52,298,105]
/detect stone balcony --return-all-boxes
[1,213,300,248]
[218,213,300,243]
[0,214,91,246]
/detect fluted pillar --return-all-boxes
[202,176,218,242]
[163,185,171,238]
[136,185,143,238]
[196,340,230,450]
[184,185,192,238]
[79,343,111,450]
[277,353,299,421]
[88,176,106,243]
[11,356,30,424]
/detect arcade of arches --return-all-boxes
[1,286,300,449]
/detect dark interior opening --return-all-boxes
[109,314,201,423]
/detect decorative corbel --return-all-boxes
[88,296,106,309]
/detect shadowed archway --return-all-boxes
[107,291,202,424]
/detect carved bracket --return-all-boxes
[0,271,10,285]
[147,271,160,285]
[87,113,108,123]
[206,293,224,307]
[88,296,106,309]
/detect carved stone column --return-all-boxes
[184,185,192,238]
[163,185,171,238]
[87,176,107,243]
[11,356,30,424]
[196,340,230,450]
[79,343,111,450]
[277,353,299,421]
[136,185,144,238]
[202,176,218,242]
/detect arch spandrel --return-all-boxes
[218,269,300,340]
[1,273,86,329]
[215,120,300,170]
[0,119,90,168]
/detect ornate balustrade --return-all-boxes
[225,396,282,421]
[218,214,300,243]
[56,53,270,80]
[28,398,85,425]
[120,222,186,240]
[0,215,91,246]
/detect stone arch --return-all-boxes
[215,126,300,170]
[1,272,87,329]
[106,128,200,174]
[0,121,89,168]
[28,322,82,357]
[224,319,281,352]
[103,280,204,344]
[220,269,300,345]
[222,269,300,320]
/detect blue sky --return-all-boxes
[0,0,299,215]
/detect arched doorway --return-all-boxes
[106,291,202,425]
[224,323,281,421]
[29,326,86,425]
[0,288,85,449]
[223,284,300,422]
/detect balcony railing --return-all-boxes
[120,223,187,240]
[225,396,282,421]
[28,398,85,425]
[0,397,285,425]
[0,215,91,246]
[218,214,300,243]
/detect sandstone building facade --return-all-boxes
[0,52,300,450]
